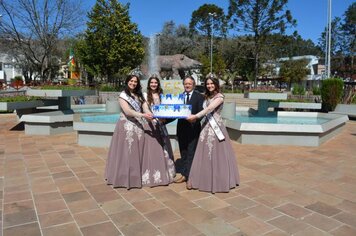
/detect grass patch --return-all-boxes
[40,85,93,90]
[0,96,40,102]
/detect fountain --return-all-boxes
[148,34,160,77]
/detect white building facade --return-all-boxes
[0,53,23,84]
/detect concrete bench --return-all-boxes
[330,104,356,119]
[269,101,322,111]
[20,110,74,135]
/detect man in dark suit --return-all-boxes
[174,76,204,183]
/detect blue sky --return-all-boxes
[84,0,354,44]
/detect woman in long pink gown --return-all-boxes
[105,75,152,189]
[186,76,240,193]
[141,75,175,187]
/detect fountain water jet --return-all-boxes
[148,34,160,77]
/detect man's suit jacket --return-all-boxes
[177,90,204,140]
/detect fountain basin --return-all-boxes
[73,110,348,147]
[74,113,178,148]
[226,111,348,146]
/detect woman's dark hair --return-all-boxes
[146,75,163,105]
[204,76,220,98]
[124,74,145,102]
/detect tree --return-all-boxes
[158,21,198,57]
[341,3,356,76]
[198,52,226,77]
[318,17,344,57]
[218,36,255,78]
[189,4,227,38]
[263,32,321,59]
[77,0,144,84]
[318,3,356,79]
[228,0,296,87]
[0,0,84,82]
[279,58,309,89]
[189,4,227,55]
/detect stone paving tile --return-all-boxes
[3,190,32,203]
[336,200,356,215]
[131,198,165,215]
[38,209,74,228]
[176,207,216,225]
[267,215,311,235]
[163,197,198,212]
[193,196,230,211]
[62,190,92,203]
[302,212,342,232]
[159,219,201,236]
[211,206,249,223]
[1,115,356,235]
[330,225,356,236]
[305,201,342,217]
[225,195,258,210]
[34,199,68,215]
[263,229,289,236]
[73,208,109,227]
[244,204,282,221]
[149,189,181,203]
[231,216,275,235]
[144,208,181,227]
[42,222,82,236]
[253,193,290,208]
[33,191,62,202]
[100,198,133,215]
[2,209,37,228]
[195,217,239,236]
[80,221,122,236]
[332,211,356,229]
[274,203,313,219]
[66,198,100,214]
[236,186,265,198]
[3,222,41,236]
[3,199,34,214]
[293,226,332,236]
[119,220,161,236]
[51,170,74,179]
[110,209,145,228]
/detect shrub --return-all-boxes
[0,96,39,102]
[312,86,321,95]
[291,83,305,95]
[99,85,121,92]
[321,78,344,112]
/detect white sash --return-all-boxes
[119,92,141,112]
[207,113,225,141]
[205,95,225,141]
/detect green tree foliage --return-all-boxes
[218,37,255,79]
[341,3,356,77]
[263,32,322,59]
[319,3,356,79]
[228,0,296,87]
[318,17,344,56]
[189,4,227,38]
[321,78,344,112]
[158,21,199,57]
[77,0,144,84]
[279,59,309,88]
[198,53,226,77]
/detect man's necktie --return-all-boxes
[185,93,190,104]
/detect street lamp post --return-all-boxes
[324,0,332,79]
[208,12,217,75]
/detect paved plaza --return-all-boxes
[0,113,356,236]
